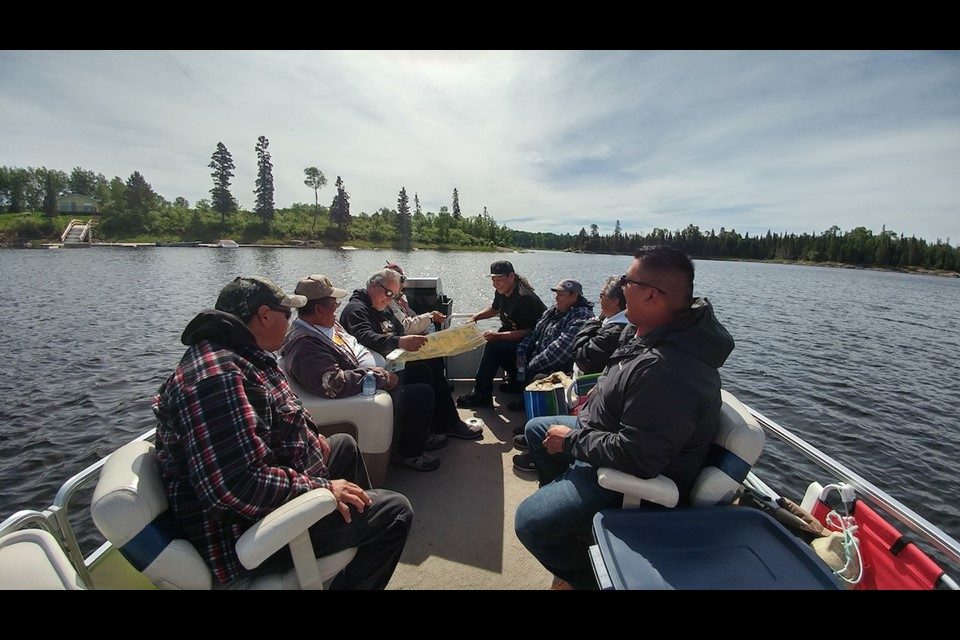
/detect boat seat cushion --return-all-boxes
[690,390,765,506]
[0,528,85,590]
[91,439,212,590]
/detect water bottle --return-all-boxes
[516,362,526,384]
[361,371,377,396]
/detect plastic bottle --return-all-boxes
[361,371,377,396]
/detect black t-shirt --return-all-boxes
[492,282,546,332]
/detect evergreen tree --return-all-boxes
[125,171,157,226]
[414,192,422,216]
[303,166,327,233]
[174,197,190,208]
[329,176,351,231]
[253,136,275,223]
[577,227,587,250]
[42,171,58,218]
[208,142,237,223]
[452,188,462,220]
[397,186,412,248]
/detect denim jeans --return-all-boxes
[473,340,520,398]
[514,415,622,590]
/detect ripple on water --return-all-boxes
[1,249,958,566]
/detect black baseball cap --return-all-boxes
[489,260,515,276]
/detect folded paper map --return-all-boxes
[386,322,486,364]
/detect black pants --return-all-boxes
[256,434,413,589]
[401,357,459,432]
[391,382,434,457]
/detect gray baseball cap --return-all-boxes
[215,276,306,322]
[550,279,583,295]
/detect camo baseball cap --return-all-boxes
[215,276,307,322]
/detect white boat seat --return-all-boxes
[284,372,395,487]
[91,440,356,590]
[598,389,765,508]
[0,526,85,590]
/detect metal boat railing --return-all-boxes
[47,428,156,588]
[747,405,960,569]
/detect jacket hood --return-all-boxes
[180,309,259,351]
[619,297,734,369]
[348,288,372,305]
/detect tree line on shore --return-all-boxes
[1,145,957,271]
[510,221,959,272]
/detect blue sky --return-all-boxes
[2,50,958,242]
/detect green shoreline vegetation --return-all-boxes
[1,159,958,276]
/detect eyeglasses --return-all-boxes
[269,305,292,319]
[377,283,398,299]
[618,275,668,296]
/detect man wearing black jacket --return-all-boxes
[514,246,735,589]
[340,268,482,441]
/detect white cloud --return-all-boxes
[1,50,958,242]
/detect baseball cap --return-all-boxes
[215,276,307,322]
[294,274,349,301]
[550,279,583,295]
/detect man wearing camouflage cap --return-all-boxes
[153,276,413,588]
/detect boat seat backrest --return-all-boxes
[0,527,85,590]
[689,390,765,507]
[91,440,213,590]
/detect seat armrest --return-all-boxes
[235,488,338,570]
[597,468,679,508]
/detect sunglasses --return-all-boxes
[377,283,398,299]
[618,275,668,296]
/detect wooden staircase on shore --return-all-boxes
[60,219,94,245]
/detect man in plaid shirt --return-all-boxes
[153,276,413,587]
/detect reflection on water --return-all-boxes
[1,247,958,560]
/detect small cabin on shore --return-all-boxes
[56,193,100,214]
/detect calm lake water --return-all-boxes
[1,247,958,567]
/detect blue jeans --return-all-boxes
[514,415,623,590]
[473,340,519,398]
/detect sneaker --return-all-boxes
[507,400,525,412]
[391,452,441,472]
[445,420,483,440]
[424,432,449,451]
[456,392,493,408]
[513,434,529,451]
[499,381,523,394]
[512,452,537,473]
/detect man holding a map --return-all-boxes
[341,268,483,441]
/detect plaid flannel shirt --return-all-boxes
[154,338,330,584]
[517,302,595,377]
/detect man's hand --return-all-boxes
[482,330,501,343]
[329,479,373,523]
[398,335,428,351]
[543,425,572,455]
[384,371,399,390]
[317,434,331,462]
[430,311,446,324]
[369,367,399,390]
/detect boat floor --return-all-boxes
[385,381,551,590]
